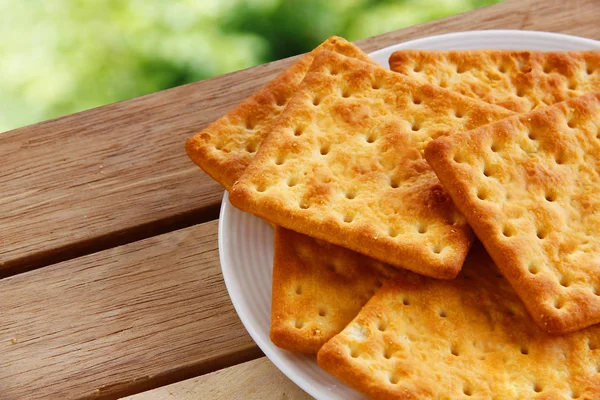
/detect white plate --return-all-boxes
[218,30,600,400]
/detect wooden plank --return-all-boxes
[3,0,599,275]
[356,0,600,51]
[121,358,312,400]
[0,220,262,400]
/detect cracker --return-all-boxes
[229,51,513,279]
[425,92,600,333]
[185,36,373,189]
[389,50,600,113]
[318,243,600,399]
[270,226,396,354]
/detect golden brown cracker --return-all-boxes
[270,227,395,354]
[389,49,600,113]
[185,36,373,189]
[318,243,600,399]
[425,92,600,333]
[230,50,513,279]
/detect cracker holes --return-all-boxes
[383,347,393,360]
[413,64,423,73]
[454,109,464,119]
[456,64,468,74]
[502,225,515,238]
[320,143,331,155]
[450,344,460,356]
[402,297,411,306]
[498,63,508,73]
[533,382,543,393]
[294,126,304,136]
[371,80,382,90]
[593,286,600,296]
[412,95,422,105]
[431,244,443,254]
[318,307,327,317]
[246,119,256,130]
[528,130,537,141]
[520,345,530,355]
[483,165,492,177]
[295,285,303,295]
[568,80,578,90]
[536,227,549,240]
[390,178,400,189]
[453,152,465,163]
[388,227,400,238]
[528,262,540,275]
[545,190,557,202]
[255,183,267,193]
[245,142,257,153]
[476,187,490,201]
[463,386,473,396]
[377,320,388,332]
[559,276,572,288]
[299,200,310,210]
[516,87,526,98]
[543,63,552,74]
[312,96,322,106]
[350,347,360,358]
[438,309,447,318]
[554,297,566,310]
[329,68,339,76]
[417,223,428,234]
[215,143,223,151]
[295,320,304,329]
[555,152,567,165]
[588,338,598,351]
[365,133,377,143]
[343,213,355,223]
[570,389,581,399]
[345,189,356,200]
[341,88,351,98]
[411,121,421,132]
[287,177,298,187]
[587,63,596,75]
[491,142,500,153]
[388,373,400,385]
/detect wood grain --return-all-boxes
[3,0,599,275]
[3,1,600,399]
[0,221,261,400]
[356,0,600,52]
[121,358,313,400]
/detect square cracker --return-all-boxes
[318,243,600,399]
[270,226,396,354]
[425,92,600,333]
[389,50,600,113]
[185,36,374,189]
[229,50,513,279]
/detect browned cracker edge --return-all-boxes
[229,182,466,280]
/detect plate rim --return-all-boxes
[218,29,600,400]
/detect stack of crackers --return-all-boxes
[186,36,600,399]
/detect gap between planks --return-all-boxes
[0,220,262,400]
[121,357,313,400]
[3,0,599,279]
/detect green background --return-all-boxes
[0,0,502,133]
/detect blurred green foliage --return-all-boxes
[0,0,502,132]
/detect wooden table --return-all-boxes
[2,1,599,399]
